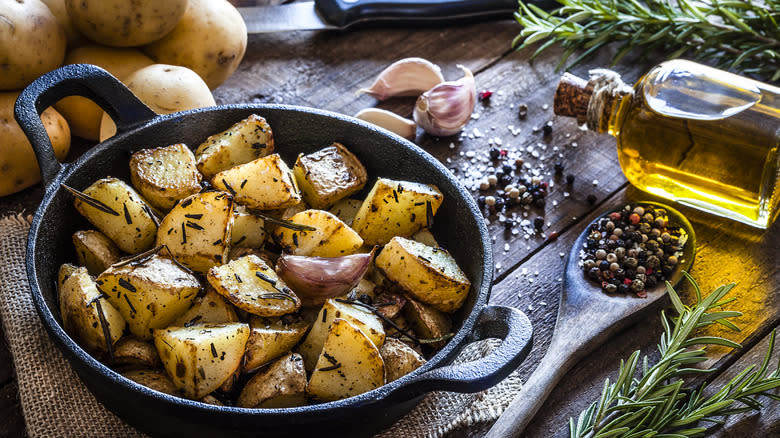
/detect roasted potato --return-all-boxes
[156,191,234,273]
[307,318,385,401]
[123,369,179,396]
[380,337,426,382]
[194,114,275,181]
[154,322,250,399]
[237,353,307,408]
[272,210,363,257]
[411,228,439,248]
[59,266,125,353]
[292,143,368,209]
[73,177,158,254]
[129,143,202,211]
[72,230,121,276]
[207,255,301,317]
[213,154,301,211]
[243,316,310,373]
[57,263,79,290]
[298,298,385,372]
[327,198,362,226]
[375,236,470,313]
[172,288,239,327]
[97,254,201,340]
[113,337,161,369]
[231,205,266,248]
[402,298,452,349]
[351,178,443,245]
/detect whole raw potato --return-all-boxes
[0,91,70,196]
[64,0,188,47]
[39,0,87,48]
[99,64,215,141]
[55,45,154,140]
[0,0,67,90]
[143,0,247,89]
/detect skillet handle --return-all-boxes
[14,64,156,189]
[386,305,532,402]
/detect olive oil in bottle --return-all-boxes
[555,59,780,229]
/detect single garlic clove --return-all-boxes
[357,57,445,101]
[354,108,417,140]
[413,65,476,137]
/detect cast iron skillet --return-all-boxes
[17,64,533,438]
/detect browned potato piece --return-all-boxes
[200,395,224,406]
[213,154,301,211]
[194,114,275,180]
[207,255,301,317]
[243,316,310,373]
[231,205,266,248]
[292,143,367,209]
[154,322,250,399]
[73,177,158,254]
[237,353,307,408]
[97,254,201,340]
[172,288,239,327]
[402,298,452,349]
[327,198,362,226]
[351,178,443,245]
[123,369,179,396]
[59,267,126,353]
[271,210,363,257]
[113,337,160,369]
[372,291,407,320]
[129,143,202,211]
[156,191,234,273]
[411,228,439,248]
[72,230,121,276]
[375,236,470,313]
[57,263,79,290]
[307,318,385,401]
[380,337,426,382]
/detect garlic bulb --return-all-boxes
[413,65,475,137]
[357,57,444,101]
[354,108,416,140]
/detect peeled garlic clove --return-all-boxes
[276,250,374,307]
[354,108,416,140]
[413,65,476,137]
[357,57,445,101]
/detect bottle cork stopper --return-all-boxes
[554,73,592,124]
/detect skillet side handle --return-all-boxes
[14,63,156,189]
[386,305,532,402]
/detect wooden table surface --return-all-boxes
[1,3,779,437]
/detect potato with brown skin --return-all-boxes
[293,143,368,209]
[271,209,363,257]
[123,369,179,396]
[65,0,188,47]
[238,353,307,408]
[402,298,452,349]
[113,337,161,369]
[380,337,426,382]
[212,154,301,211]
[243,315,309,373]
[39,0,86,48]
[143,0,247,89]
[55,45,154,140]
[194,113,275,181]
[0,0,66,90]
[129,143,202,211]
[172,288,239,327]
[72,229,122,276]
[0,92,70,197]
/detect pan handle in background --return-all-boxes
[14,63,157,189]
[385,305,533,402]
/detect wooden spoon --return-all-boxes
[487,201,696,437]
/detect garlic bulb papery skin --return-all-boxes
[413,65,475,137]
[357,57,445,101]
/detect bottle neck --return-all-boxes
[585,69,634,134]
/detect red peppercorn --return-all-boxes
[609,212,622,221]
[478,90,493,101]
[500,149,508,157]
[624,278,633,285]
[629,213,641,224]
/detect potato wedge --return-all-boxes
[292,143,367,209]
[97,254,200,340]
[207,255,301,317]
[307,318,385,401]
[129,143,202,211]
[380,337,426,382]
[402,298,452,349]
[243,315,310,373]
[172,288,239,327]
[351,178,443,245]
[237,353,307,408]
[271,209,363,257]
[57,263,79,290]
[156,191,234,273]
[411,228,439,248]
[72,230,122,276]
[231,205,266,248]
[298,298,385,372]
[375,236,470,313]
[59,266,125,353]
[154,322,250,399]
[113,337,161,369]
[123,369,179,396]
[327,198,362,226]
[73,177,158,254]
[213,154,301,211]
[195,114,275,180]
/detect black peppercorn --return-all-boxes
[534,198,546,208]
[566,174,575,185]
[534,217,544,229]
[489,147,501,160]
[542,123,553,135]
[554,162,565,174]
[502,164,513,174]
[477,196,486,207]
[599,260,610,271]
[586,194,597,204]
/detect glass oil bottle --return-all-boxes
[555,59,779,229]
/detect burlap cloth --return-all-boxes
[0,211,523,437]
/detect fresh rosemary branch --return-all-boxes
[514,0,780,81]
[569,273,780,438]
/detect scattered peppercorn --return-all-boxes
[566,174,575,185]
[517,103,528,119]
[489,147,501,160]
[542,122,553,136]
[533,217,544,229]
[478,90,493,101]
[586,194,597,205]
[554,162,565,174]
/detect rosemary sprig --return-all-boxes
[569,273,780,438]
[514,0,780,81]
